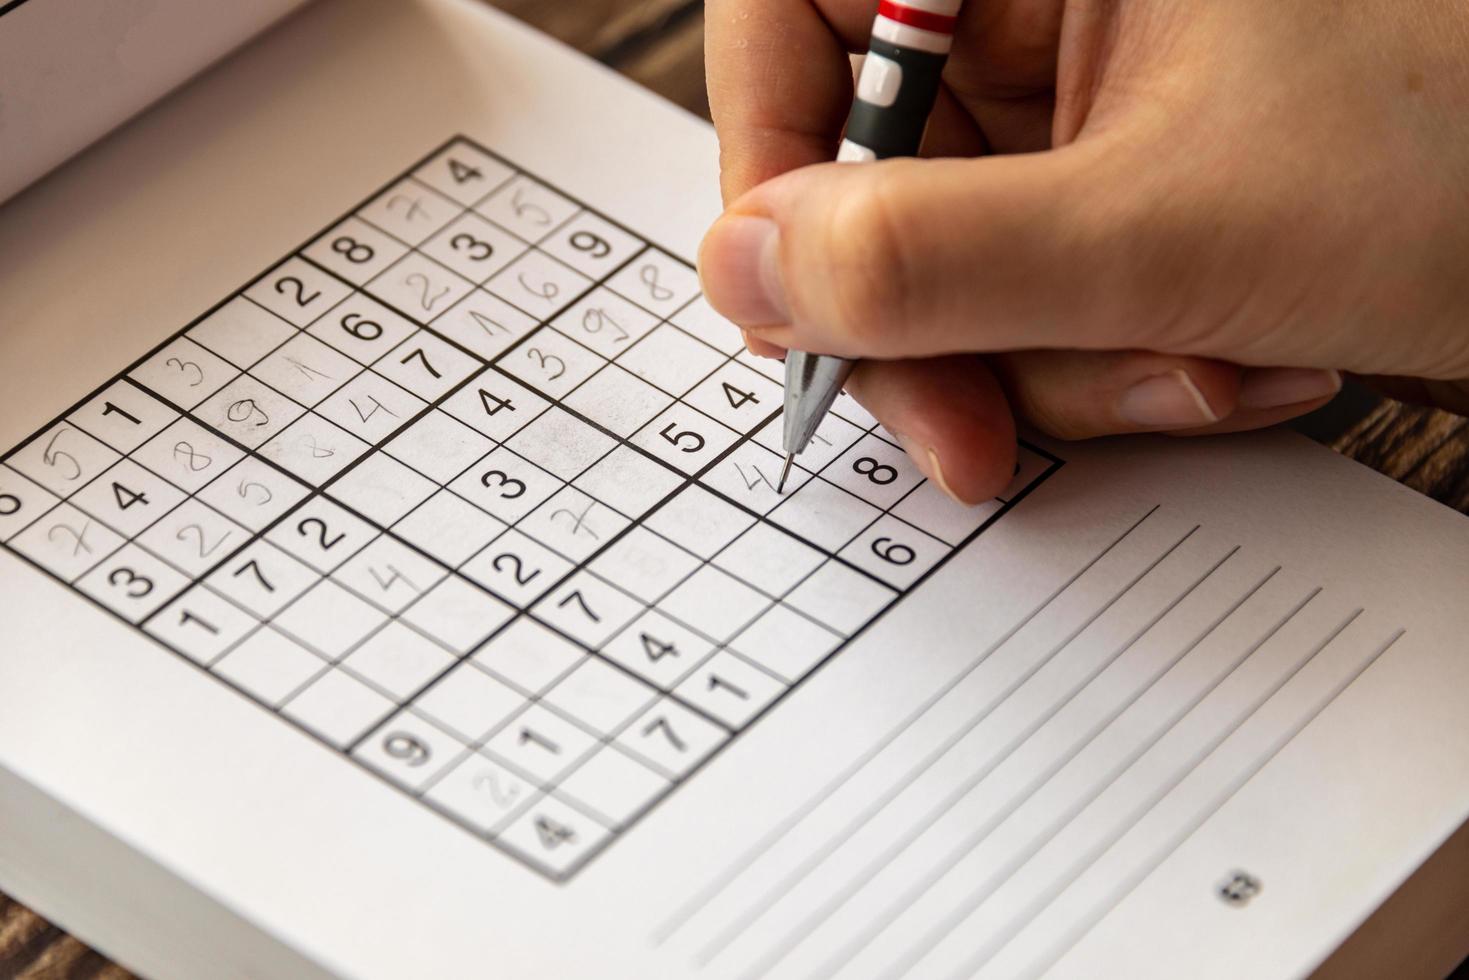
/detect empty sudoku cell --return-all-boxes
[532,571,643,648]
[888,481,1002,547]
[430,289,539,362]
[839,514,950,589]
[830,389,879,430]
[823,433,925,510]
[482,703,597,784]
[375,331,481,404]
[505,407,617,481]
[333,534,447,615]
[998,445,1052,503]
[188,297,296,369]
[497,794,611,879]
[367,252,474,324]
[339,621,455,701]
[606,250,700,320]
[673,650,786,730]
[353,710,466,791]
[700,440,813,516]
[400,574,514,654]
[671,296,744,355]
[615,696,728,779]
[766,477,882,552]
[129,337,239,410]
[70,381,179,454]
[616,324,724,398]
[540,657,657,737]
[71,459,186,537]
[412,660,525,742]
[658,565,771,643]
[266,495,377,573]
[249,332,361,407]
[459,529,572,608]
[784,559,897,636]
[0,466,57,542]
[475,173,578,243]
[75,542,191,624]
[212,627,327,708]
[713,521,825,598]
[539,212,643,280]
[257,413,371,487]
[500,327,604,402]
[572,445,682,520]
[587,526,700,604]
[729,604,842,684]
[734,347,783,384]
[197,456,310,532]
[383,410,492,486]
[413,142,516,207]
[423,751,535,835]
[145,585,260,665]
[9,422,120,498]
[193,375,305,449]
[518,487,629,563]
[307,293,418,366]
[358,177,461,245]
[272,579,388,660]
[552,289,660,361]
[556,745,670,829]
[135,499,249,577]
[8,502,124,581]
[418,211,527,283]
[602,610,715,690]
[629,404,739,476]
[282,667,396,749]
[448,447,561,523]
[206,540,320,619]
[562,365,672,439]
[643,484,754,559]
[471,617,583,696]
[683,361,782,434]
[302,216,409,286]
[327,452,437,526]
[243,257,352,328]
[316,371,427,445]
[392,489,506,568]
[132,418,244,494]
[439,368,548,443]
[752,409,866,475]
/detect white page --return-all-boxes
[2,2,1469,979]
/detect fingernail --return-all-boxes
[894,433,975,506]
[1117,369,1221,429]
[697,214,789,326]
[1238,368,1342,410]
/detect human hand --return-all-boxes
[697,0,1469,502]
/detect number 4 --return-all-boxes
[721,381,759,410]
[479,388,515,416]
[448,158,482,184]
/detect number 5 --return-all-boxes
[659,422,705,454]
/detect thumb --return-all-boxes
[698,146,1151,360]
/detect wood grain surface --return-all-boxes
[3,1,1466,977]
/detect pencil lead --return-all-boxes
[778,454,794,494]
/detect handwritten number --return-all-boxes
[525,347,566,381]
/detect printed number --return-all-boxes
[341,312,383,341]
[405,272,450,312]
[448,158,482,184]
[659,422,704,454]
[870,536,916,566]
[111,482,149,510]
[400,347,442,379]
[275,276,320,307]
[478,388,515,415]
[101,401,142,425]
[176,523,229,558]
[41,430,81,481]
[0,494,20,517]
[640,632,678,662]
[580,307,629,343]
[534,815,577,850]
[491,552,539,586]
[853,456,897,485]
[383,733,430,766]
[525,347,566,381]
[178,609,219,634]
[107,566,154,598]
[722,382,759,410]
[450,233,494,261]
[480,469,526,499]
[642,716,686,751]
[297,516,344,551]
[232,559,275,592]
[569,230,610,259]
[707,673,749,700]
[557,589,600,622]
[331,236,374,264]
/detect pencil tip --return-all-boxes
[778,454,794,494]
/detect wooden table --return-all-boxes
[3,1,1466,976]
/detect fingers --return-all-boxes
[843,355,1017,504]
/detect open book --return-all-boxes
[2,1,1467,977]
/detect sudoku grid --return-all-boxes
[0,136,1059,881]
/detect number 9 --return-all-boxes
[384,733,430,766]
[569,230,610,258]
